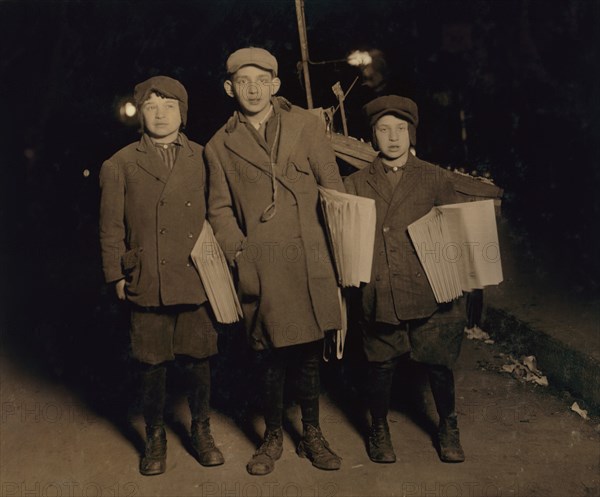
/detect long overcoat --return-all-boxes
[205,98,344,350]
[99,133,208,307]
[344,154,459,324]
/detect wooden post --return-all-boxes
[295,0,314,108]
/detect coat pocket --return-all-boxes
[283,161,311,184]
[121,247,144,295]
[235,250,260,300]
[121,247,140,272]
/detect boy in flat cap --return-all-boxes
[99,75,223,475]
[344,95,466,464]
[205,47,344,475]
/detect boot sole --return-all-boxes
[369,455,396,464]
[192,446,225,467]
[197,457,225,467]
[297,444,341,470]
[440,455,466,463]
[140,469,166,476]
[139,461,166,476]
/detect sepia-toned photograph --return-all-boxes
[1,1,599,496]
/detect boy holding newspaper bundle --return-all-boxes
[344,95,466,464]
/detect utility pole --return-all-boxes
[295,0,314,108]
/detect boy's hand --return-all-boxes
[115,279,126,300]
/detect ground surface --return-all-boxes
[1,334,598,497]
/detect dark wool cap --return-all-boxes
[364,95,419,146]
[226,47,278,76]
[134,75,188,126]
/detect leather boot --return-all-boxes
[438,414,465,463]
[247,428,284,476]
[296,424,341,470]
[191,418,224,467]
[140,425,167,476]
[368,417,396,463]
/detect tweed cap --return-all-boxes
[134,75,188,126]
[226,47,278,76]
[364,95,419,146]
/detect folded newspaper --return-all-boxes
[317,186,377,287]
[191,221,243,324]
[407,199,503,303]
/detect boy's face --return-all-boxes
[374,114,410,161]
[224,65,281,116]
[141,92,181,142]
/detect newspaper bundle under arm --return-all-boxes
[317,186,376,287]
[407,199,503,303]
[317,187,376,360]
[191,221,243,324]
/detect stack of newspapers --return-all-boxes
[317,186,377,287]
[191,221,243,324]
[407,199,503,303]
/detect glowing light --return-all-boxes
[347,50,372,67]
[83,169,90,178]
[118,99,138,123]
[124,102,136,117]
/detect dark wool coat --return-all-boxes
[99,133,208,307]
[205,98,344,350]
[344,154,460,324]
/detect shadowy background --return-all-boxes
[1,0,598,422]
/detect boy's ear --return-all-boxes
[270,77,281,96]
[224,80,235,98]
[371,126,380,151]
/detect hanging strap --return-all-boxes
[260,114,281,223]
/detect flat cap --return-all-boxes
[134,75,188,126]
[226,47,278,76]
[363,95,418,127]
[364,95,419,146]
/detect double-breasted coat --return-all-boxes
[344,154,464,365]
[205,97,344,350]
[99,133,208,308]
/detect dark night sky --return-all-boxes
[1,0,599,382]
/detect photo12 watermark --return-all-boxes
[1,401,96,425]
[197,481,338,497]
[1,481,139,497]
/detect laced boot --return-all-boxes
[140,425,167,476]
[296,424,341,470]
[246,428,283,476]
[191,419,224,466]
[438,415,465,463]
[368,417,396,463]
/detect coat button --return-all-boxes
[416,272,421,277]
[375,275,381,281]
[185,201,192,207]
[382,226,390,233]
[159,228,167,234]
[160,259,167,265]
[159,199,165,206]
[187,232,194,239]
[186,262,192,267]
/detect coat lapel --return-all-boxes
[224,107,305,194]
[136,134,170,184]
[387,155,422,213]
[162,135,199,195]
[276,110,303,171]
[366,157,393,204]
[224,115,272,178]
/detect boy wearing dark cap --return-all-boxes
[344,95,466,464]
[99,76,223,475]
[205,47,344,475]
